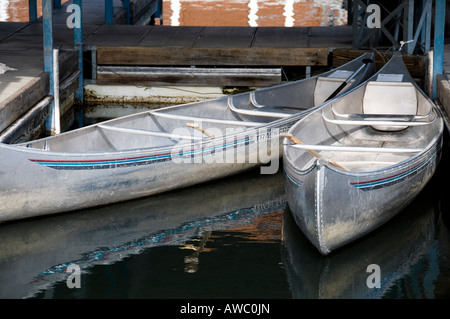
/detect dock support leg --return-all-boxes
[123,0,131,24]
[105,0,114,24]
[28,0,37,22]
[403,0,414,53]
[433,0,446,99]
[43,0,55,134]
[74,0,84,103]
[155,0,163,24]
[52,48,61,135]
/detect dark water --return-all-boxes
[1,144,450,300]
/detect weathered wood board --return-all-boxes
[97,66,282,87]
[97,46,329,67]
[332,49,426,78]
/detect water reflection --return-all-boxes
[163,0,347,27]
[170,0,181,26]
[283,0,294,27]
[248,0,258,27]
[0,168,286,298]
[0,0,347,25]
[1,154,449,298]
[0,0,9,21]
[282,170,450,299]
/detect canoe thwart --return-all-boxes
[321,107,437,127]
[287,143,423,154]
[185,123,216,138]
[280,133,349,170]
[148,111,265,127]
[97,124,203,141]
[331,102,434,121]
[228,97,291,118]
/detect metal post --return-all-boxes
[403,0,415,53]
[155,0,163,24]
[424,0,432,53]
[123,0,131,24]
[52,48,61,135]
[74,0,84,103]
[433,0,446,98]
[28,0,37,22]
[43,0,54,133]
[105,0,114,24]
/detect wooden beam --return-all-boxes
[332,49,426,78]
[97,46,329,66]
[97,66,282,87]
[0,73,49,133]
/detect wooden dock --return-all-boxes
[87,24,354,87]
[0,0,356,139]
[2,0,448,141]
[436,43,450,126]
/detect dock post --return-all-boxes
[52,48,61,135]
[433,0,446,98]
[403,0,415,54]
[28,0,37,22]
[105,0,114,24]
[43,0,55,134]
[123,0,131,24]
[155,0,163,24]
[74,0,84,103]
[423,0,432,53]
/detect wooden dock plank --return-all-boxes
[332,48,427,78]
[97,46,329,66]
[0,72,49,133]
[97,66,282,87]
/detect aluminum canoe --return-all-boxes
[282,53,444,255]
[0,53,375,222]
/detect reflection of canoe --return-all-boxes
[0,168,286,298]
[281,178,440,299]
[282,54,443,255]
[0,53,374,222]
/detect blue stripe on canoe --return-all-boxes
[29,136,254,170]
[350,153,436,191]
[284,170,303,187]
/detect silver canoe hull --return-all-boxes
[283,54,444,255]
[0,53,375,222]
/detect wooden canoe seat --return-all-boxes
[362,81,417,131]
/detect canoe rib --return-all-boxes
[227,96,291,118]
[149,111,265,127]
[97,124,203,141]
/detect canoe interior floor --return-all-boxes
[298,126,424,172]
